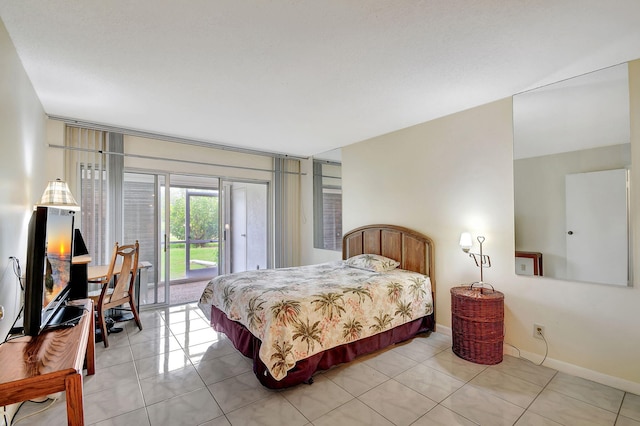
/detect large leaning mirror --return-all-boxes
[513,62,632,286]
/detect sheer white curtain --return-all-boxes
[274,158,301,267]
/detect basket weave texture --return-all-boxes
[451,285,504,365]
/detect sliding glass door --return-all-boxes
[122,173,269,306]
[169,184,219,277]
[164,175,219,305]
[123,171,168,307]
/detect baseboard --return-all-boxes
[434,323,452,336]
[433,323,640,395]
[502,344,640,395]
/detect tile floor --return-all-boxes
[10,303,640,426]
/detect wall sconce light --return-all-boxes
[460,232,491,284]
[37,178,80,211]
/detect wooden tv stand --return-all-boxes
[0,299,95,426]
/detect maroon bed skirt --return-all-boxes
[209,305,435,389]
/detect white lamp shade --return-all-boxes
[459,232,473,251]
[38,179,80,211]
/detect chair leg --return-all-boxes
[129,297,143,331]
[97,308,109,348]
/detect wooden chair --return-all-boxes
[89,241,143,347]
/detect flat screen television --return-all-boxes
[23,206,81,336]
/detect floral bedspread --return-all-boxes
[198,261,433,381]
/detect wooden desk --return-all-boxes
[87,261,151,282]
[72,254,92,265]
[0,299,95,426]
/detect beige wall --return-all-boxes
[0,19,48,339]
[341,62,640,392]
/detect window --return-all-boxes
[313,160,342,251]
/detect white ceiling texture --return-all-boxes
[2,1,640,159]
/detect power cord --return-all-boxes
[2,257,25,345]
[3,305,25,344]
[9,257,23,291]
[11,396,60,425]
[504,326,549,367]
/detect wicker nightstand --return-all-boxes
[450,285,504,365]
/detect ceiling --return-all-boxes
[2,1,640,158]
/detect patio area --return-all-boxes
[139,279,212,308]
[169,279,211,305]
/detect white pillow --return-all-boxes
[345,254,400,272]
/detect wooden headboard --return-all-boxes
[342,224,435,293]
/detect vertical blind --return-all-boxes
[64,126,109,265]
[274,157,301,267]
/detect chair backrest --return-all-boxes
[104,241,139,304]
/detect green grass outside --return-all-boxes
[169,243,218,280]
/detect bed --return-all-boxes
[198,224,436,388]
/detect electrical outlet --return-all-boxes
[533,323,545,339]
